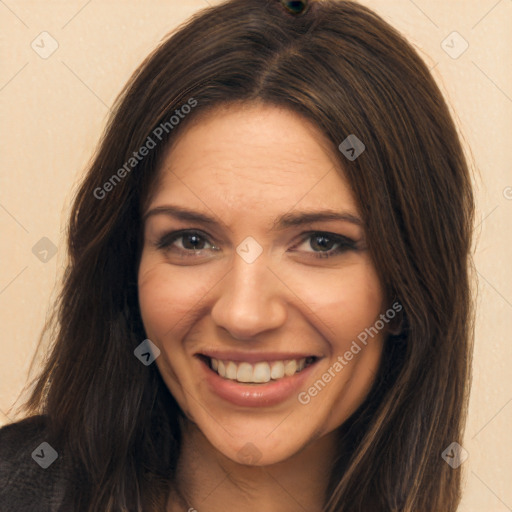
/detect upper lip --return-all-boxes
[197,351,320,363]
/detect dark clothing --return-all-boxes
[0,415,71,512]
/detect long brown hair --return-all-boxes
[16,0,475,510]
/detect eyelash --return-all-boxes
[154,229,358,260]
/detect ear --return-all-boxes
[387,313,403,335]
[384,296,405,336]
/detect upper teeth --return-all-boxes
[210,358,311,383]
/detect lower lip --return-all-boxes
[198,356,318,407]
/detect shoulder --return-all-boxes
[0,415,70,512]
[0,414,48,451]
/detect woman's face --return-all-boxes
[138,102,387,465]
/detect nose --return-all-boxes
[210,251,288,341]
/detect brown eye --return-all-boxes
[289,232,358,260]
[181,232,207,250]
[156,230,216,253]
[309,234,338,252]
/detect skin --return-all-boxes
[137,102,387,511]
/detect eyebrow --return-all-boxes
[142,205,363,230]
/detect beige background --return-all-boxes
[1,1,511,510]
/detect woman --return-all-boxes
[0,0,475,510]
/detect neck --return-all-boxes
[167,418,339,512]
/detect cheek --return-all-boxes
[137,258,204,417]
[297,262,385,425]
[137,259,208,338]
[290,259,384,346]
[334,271,383,340]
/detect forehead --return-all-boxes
[147,102,360,217]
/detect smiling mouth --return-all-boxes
[199,355,318,384]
